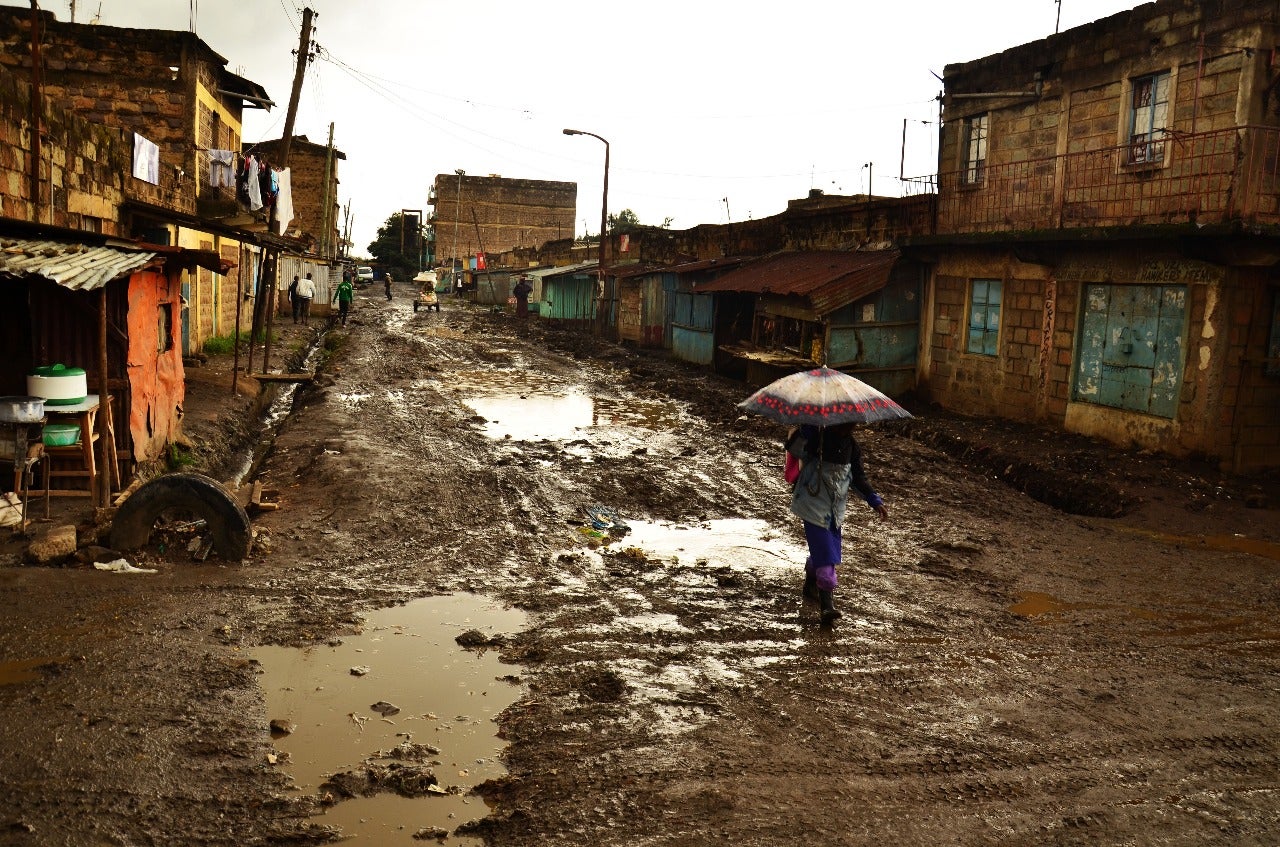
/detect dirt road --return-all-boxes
[0,282,1277,845]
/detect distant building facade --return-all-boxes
[429,174,576,267]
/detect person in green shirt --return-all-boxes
[332,277,355,326]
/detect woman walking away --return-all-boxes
[785,422,889,625]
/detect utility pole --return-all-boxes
[320,121,335,258]
[278,7,313,169]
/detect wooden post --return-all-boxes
[232,247,244,393]
[96,289,110,507]
[261,250,278,374]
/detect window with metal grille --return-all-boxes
[961,114,988,185]
[1128,71,1170,165]
[967,279,1002,356]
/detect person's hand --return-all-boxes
[873,503,889,521]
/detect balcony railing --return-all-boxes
[910,125,1280,235]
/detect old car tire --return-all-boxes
[110,472,252,561]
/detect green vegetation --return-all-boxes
[166,442,196,470]
[368,211,424,281]
[203,332,248,355]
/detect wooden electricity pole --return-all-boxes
[278,7,313,169]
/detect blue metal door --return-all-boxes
[1074,283,1186,417]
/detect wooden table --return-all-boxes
[40,394,105,498]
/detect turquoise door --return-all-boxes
[1073,283,1186,418]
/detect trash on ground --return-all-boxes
[93,559,157,574]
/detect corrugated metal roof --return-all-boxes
[0,238,158,291]
[537,261,598,279]
[696,250,899,295]
[695,249,901,316]
[667,256,750,274]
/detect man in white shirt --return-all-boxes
[296,272,317,326]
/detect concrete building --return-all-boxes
[430,173,576,270]
[907,0,1280,472]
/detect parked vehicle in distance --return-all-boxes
[355,266,374,284]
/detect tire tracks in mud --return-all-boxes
[236,301,1280,846]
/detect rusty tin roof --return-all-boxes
[695,249,901,315]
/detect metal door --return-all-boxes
[1074,283,1186,417]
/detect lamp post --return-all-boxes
[562,128,609,330]
[453,168,464,292]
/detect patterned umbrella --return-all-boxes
[738,366,912,426]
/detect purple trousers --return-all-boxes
[802,520,842,591]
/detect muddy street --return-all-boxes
[1,283,1278,846]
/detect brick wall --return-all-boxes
[0,56,188,231]
[937,0,1280,232]
[927,254,1053,422]
[251,137,342,251]
[0,7,248,219]
[431,174,576,263]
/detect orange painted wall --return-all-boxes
[126,269,186,463]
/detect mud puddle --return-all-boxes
[619,517,803,571]
[255,594,526,844]
[0,656,67,685]
[1116,526,1280,562]
[465,391,684,443]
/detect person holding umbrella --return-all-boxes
[739,366,907,626]
[785,421,889,624]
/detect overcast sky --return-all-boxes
[55,0,1141,256]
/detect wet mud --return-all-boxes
[0,282,1277,845]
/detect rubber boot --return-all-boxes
[819,589,841,625]
[802,571,820,603]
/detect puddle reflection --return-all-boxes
[465,392,684,442]
[0,656,65,685]
[621,518,803,571]
[255,595,526,845]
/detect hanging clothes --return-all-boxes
[132,133,159,184]
[274,167,294,236]
[258,160,276,212]
[208,149,235,188]
[242,154,262,211]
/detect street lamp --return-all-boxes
[452,169,465,292]
[562,128,609,326]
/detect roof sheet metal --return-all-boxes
[667,256,750,274]
[695,249,901,315]
[538,261,598,279]
[0,238,157,291]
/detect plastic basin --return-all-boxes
[42,423,80,446]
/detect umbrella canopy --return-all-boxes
[738,367,912,426]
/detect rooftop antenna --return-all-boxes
[90,1,102,24]
[189,0,197,33]
[68,1,74,23]
[723,197,731,222]
[1054,0,1062,34]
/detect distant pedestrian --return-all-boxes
[384,272,393,301]
[288,275,300,323]
[296,272,316,325]
[513,275,533,324]
[332,276,354,326]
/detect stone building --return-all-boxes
[907,0,1280,472]
[250,135,346,257]
[0,6,275,354]
[430,173,576,268]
